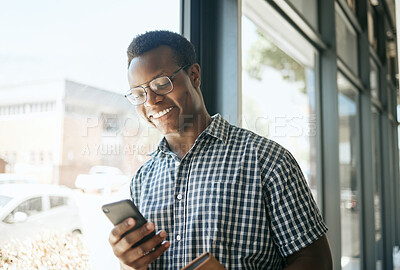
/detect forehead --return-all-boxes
[128,46,177,86]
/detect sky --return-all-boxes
[0,0,180,94]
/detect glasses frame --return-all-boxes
[124,64,189,106]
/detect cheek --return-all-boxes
[136,106,147,120]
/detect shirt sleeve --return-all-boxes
[130,169,142,208]
[264,150,328,257]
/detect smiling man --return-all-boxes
[108,30,332,270]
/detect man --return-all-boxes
[109,30,332,270]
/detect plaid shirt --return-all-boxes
[130,114,327,269]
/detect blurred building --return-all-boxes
[0,79,153,187]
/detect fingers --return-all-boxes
[122,232,170,269]
[109,218,170,269]
[116,222,155,254]
[109,218,135,245]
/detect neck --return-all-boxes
[165,112,212,159]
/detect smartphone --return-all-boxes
[102,199,155,248]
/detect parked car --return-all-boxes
[75,166,130,194]
[0,184,82,244]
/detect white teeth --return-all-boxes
[152,107,173,119]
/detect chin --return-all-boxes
[158,125,180,136]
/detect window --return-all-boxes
[286,0,318,30]
[0,195,12,208]
[370,59,380,101]
[385,21,398,85]
[0,0,180,268]
[336,5,358,75]
[10,197,43,219]
[49,196,68,208]
[101,113,120,133]
[18,197,42,215]
[346,0,356,13]
[367,3,378,52]
[242,4,319,203]
[338,72,360,270]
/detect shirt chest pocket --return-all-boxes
[199,180,265,248]
[200,164,259,186]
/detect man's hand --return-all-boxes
[284,234,333,270]
[109,217,170,270]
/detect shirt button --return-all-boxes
[176,235,181,241]
[177,194,183,201]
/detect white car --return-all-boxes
[0,184,82,244]
[75,166,130,194]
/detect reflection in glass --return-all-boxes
[286,0,318,30]
[336,8,358,75]
[0,0,180,269]
[367,3,378,52]
[371,108,383,270]
[346,0,356,13]
[338,73,360,270]
[370,59,379,100]
[241,16,318,202]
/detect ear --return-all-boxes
[189,63,201,89]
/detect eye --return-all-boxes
[150,77,171,92]
[131,88,146,100]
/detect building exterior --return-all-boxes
[0,79,155,187]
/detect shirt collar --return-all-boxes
[148,113,229,156]
[203,113,229,145]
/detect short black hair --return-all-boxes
[127,30,196,70]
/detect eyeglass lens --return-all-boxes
[127,76,173,105]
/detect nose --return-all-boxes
[144,88,164,106]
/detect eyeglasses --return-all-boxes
[124,64,189,106]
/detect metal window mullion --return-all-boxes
[180,0,240,125]
[357,0,376,266]
[319,0,341,269]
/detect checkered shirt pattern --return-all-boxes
[130,114,328,269]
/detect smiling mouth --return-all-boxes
[150,107,174,119]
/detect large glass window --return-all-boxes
[346,0,356,14]
[338,72,360,270]
[286,0,318,30]
[0,0,180,268]
[370,59,380,101]
[371,108,383,270]
[367,2,378,52]
[336,5,358,75]
[242,4,319,203]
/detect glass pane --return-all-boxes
[397,90,400,121]
[49,196,68,208]
[15,197,43,216]
[338,72,360,270]
[346,0,356,13]
[286,0,318,30]
[0,0,180,269]
[371,108,383,270]
[336,8,358,75]
[367,3,378,51]
[370,59,380,100]
[241,16,319,202]
[385,18,398,86]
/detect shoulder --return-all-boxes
[227,123,288,162]
[132,154,160,181]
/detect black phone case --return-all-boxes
[102,199,155,248]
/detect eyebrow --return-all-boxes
[131,70,169,89]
